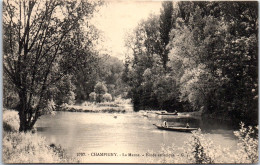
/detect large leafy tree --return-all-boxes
[124,15,161,110]
[168,1,258,123]
[124,1,258,124]
[124,13,181,111]
[3,0,102,131]
[159,1,174,70]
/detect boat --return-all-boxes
[155,112,178,115]
[153,124,198,132]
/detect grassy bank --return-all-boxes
[2,109,73,163]
[57,99,132,113]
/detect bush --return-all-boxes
[103,93,112,102]
[114,97,131,104]
[233,122,258,163]
[89,92,97,102]
[40,99,56,116]
[94,82,107,102]
[3,109,20,132]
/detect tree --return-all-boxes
[124,14,163,110]
[167,1,258,123]
[98,55,126,98]
[159,1,174,69]
[71,25,101,102]
[3,0,102,131]
[52,75,76,105]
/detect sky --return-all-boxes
[91,1,162,61]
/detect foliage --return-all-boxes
[114,97,132,105]
[103,93,112,102]
[154,124,258,164]
[70,53,126,103]
[3,76,19,108]
[51,75,76,106]
[124,13,176,110]
[3,0,102,131]
[124,1,258,124]
[3,109,20,132]
[61,101,126,113]
[2,109,71,163]
[159,1,174,69]
[94,82,108,95]
[98,55,129,99]
[89,92,97,102]
[71,33,100,102]
[167,1,258,122]
[3,132,63,163]
[233,122,258,163]
[94,81,107,102]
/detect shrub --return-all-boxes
[3,109,20,132]
[40,99,56,116]
[114,97,131,104]
[103,93,112,102]
[184,130,225,163]
[94,82,107,102]
[89,92,97,102]
[155,130,226,164]
[233,122,258,163]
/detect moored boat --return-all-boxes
[153,124,198,132]
[155,112,178,115]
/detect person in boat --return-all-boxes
[163,121,168,128]
[186,123,190,128]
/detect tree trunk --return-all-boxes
[18,91,34,132]
[18,111,29,132]
[18,104,31,132]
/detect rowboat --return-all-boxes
[155,112,178,115]
[153,124,198,132]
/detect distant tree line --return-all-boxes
[123,1,258,125]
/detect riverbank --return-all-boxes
[139,109,234,122]
[2,109,74,163]
[56,101,133,113]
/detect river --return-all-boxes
[36,111,238,163]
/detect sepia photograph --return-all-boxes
[2,0,258,163]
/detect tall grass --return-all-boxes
[3,132,65,163]
[2,109,72,163]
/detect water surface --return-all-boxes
[36,111,238,163]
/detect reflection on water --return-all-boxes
[36,111,238,163]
